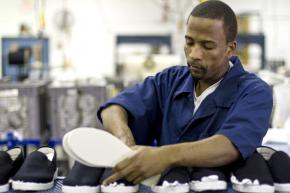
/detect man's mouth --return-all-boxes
[188,63,207,76]
[188,64,203,71]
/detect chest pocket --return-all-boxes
[163,95,194,141]
[178,107,229,142]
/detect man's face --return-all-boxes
[184,16,235,83]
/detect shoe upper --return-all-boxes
[157,167,190,185]
[268,151,290,183]
[101,168,138,188]
[63,161,104,186]
[151,167,190,193]
[256,146,276,160]
[232,152,274,185]
[0,147,24,185]
[11,147,57,183]
[191,167,229,182]
[0,151,13,185]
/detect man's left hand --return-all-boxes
[103,146,170,185]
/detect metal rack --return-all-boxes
[116,35,172,51]
[0,81,48,139]
[115,33,266,70]
[48,85,107,140]
[115,34,172,76]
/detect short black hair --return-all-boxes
[189,0,237,42]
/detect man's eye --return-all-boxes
[203,43,215,49]
[186,41,193,46]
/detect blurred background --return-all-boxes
[0,0,290,175]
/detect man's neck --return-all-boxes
[195,62,231,96]
[195,78,221,97]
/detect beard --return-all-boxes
[187,63,207,80]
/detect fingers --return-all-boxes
[133,176,146,184]
[102,146,156,185]
[103,170,145,185]
[126,171,140,183]
[103,171,123,185]
[103,158,135,185]
[113,156,133,173]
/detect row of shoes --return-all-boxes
[0,146,57,192]
[1,145,289,193]
[62,162,188,193]
[62,146,290,193]
[231,146,290,193]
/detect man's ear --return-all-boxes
[227,41,237,58]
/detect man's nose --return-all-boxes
[189,45,203,60]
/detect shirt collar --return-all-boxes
[173,56,246,100]
[214,56,247,107]
[173,73,194,99]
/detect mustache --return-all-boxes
[187,62,206,70]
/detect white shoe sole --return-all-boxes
[0,183,9,193]
[151,183,189,193]
[190,180,227,192]
[11,169,58,191]
[63,131,96,167]
[62,185,100,193]
[64,127,134,167]
[63,127,160,186]
[232,183,275,193]
[101,184,139,193]
[275,182,290,192]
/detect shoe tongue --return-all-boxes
[37,147,54,161]
[0,151,13,164]
[256,147,276,160]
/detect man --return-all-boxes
[98,0,273,185]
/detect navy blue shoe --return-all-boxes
[11,147,57,191]
[190,167,228,192]
[62,161,104,193]
[231,152,274,193]
[0,147,24,193]
[257,146,290,192]
[152,167,190,193]
[101,169,139,193]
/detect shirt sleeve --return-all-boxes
[97,72,167,145]
[217,82,273,159]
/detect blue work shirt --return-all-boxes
[97,56,273,159]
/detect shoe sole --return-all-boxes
[11,169,58,191]
[64,127,134,167]
[151,183,189,193]
[63,131,96,167]
[190,180,227,192]
[232,183,275,193]
[101,184,139,193]
[63,127,160,186]
[275,183,290,192]
[0,183,9,192]
[62,185,100,193]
